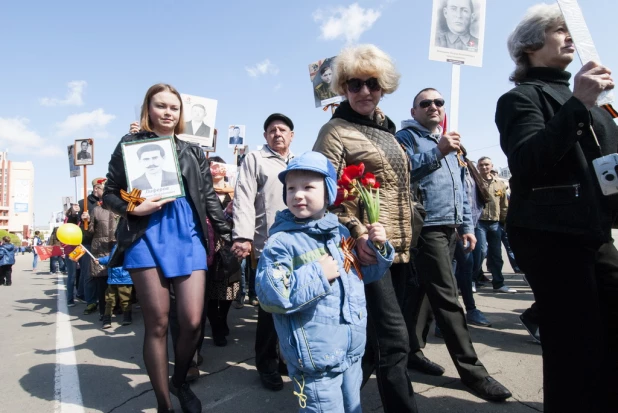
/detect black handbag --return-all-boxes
[211,240,241,282]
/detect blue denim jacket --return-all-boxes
[395,119,473,234]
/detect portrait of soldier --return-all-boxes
[435,0,479,52]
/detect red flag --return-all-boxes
[440,113,448,133]
[33,246,64,261]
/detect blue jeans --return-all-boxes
[499,224,520,270]
[50,256,61,273]
[453,239,476,311]
[476,221,505,288]
[244,257,257,299]
[65,258,77,303]
[80,247,95,305]
[288,360,362,413]
[32,253,38,269]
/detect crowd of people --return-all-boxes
[33,3,617,413]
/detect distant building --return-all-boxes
[498,166,511,180]
[0,151,35,240]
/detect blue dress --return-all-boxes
[124,197,207,278]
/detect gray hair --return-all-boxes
[507,3,565,83]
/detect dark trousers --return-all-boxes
[361,263,418,413]
[255,256,282,374]
[207,299,232,338]
[409,226,488,383]
[0,265,12,285]
[94,277,108,316]
[255,305,280,373]
[508,226,618,413]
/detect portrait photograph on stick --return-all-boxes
[67,144,80,177]
[61,196,74,213]
[308,56,343,108]
[178,93,218,151]
[429,0,486,67]
[227,125,245,148]
[74,139,94,166]
[121,136,184,200]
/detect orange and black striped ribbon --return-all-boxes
[341,236,364,280]
[602,103,618,119]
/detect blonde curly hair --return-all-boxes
[331,44,400,96]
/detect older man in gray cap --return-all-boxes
[232,113,295,391]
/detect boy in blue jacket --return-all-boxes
[256,152,394,413]
[96,245,134,329]
[0,236,16,286]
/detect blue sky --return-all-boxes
[1,0,617,226]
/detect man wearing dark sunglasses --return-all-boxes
[395,88,512,402]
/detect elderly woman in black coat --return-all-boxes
[495,4,618,412]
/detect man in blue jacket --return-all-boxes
[396,88,512,402]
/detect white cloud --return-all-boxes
[313,3,381,44]
[39,80,87,107]
[55,109,116,137]
[0,117,63,157]
[274,83,282,92]
[245,59,279,77]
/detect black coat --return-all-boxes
[103,131,231,267]
[495,67,618,243]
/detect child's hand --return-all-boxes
[94,259,99,264]
[318,255,340,282]
[366,223,387,244]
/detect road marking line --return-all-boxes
[54,272,85,413]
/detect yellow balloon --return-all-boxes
[57,223,83,246]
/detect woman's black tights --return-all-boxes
[131,268,206,409]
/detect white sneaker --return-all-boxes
[472,284,477,293]
[493,285,517,293]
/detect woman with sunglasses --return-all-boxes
[104,83,231,413]
[313,44,418,413]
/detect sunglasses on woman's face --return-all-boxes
[346,77,381,93]
[418,98,445,109]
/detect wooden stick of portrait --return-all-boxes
[82,165,88,230]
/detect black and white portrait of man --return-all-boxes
[434,0,480,52]
[131,143,178,190]
[74,139,94,166]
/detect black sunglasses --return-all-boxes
[346,77,381,93]
[418,98,445,109]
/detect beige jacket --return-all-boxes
[479,176,508,223]
[232,145,294,258]
[86,205,117,278]
[313,117,413,264]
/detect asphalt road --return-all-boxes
[1,249,542,413]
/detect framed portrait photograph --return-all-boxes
[227,125,245,148]
[121,136,184,200]
[67,144,81,177]
[74,139,94,166]
[61,196,75,212]
[178,93,218,151]
[308,56,343,108]
[428,0,486,67]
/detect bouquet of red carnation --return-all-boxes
[334,162,380,223]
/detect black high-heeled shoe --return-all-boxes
[169,378,202,413]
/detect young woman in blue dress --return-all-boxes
[103,83,231,413]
